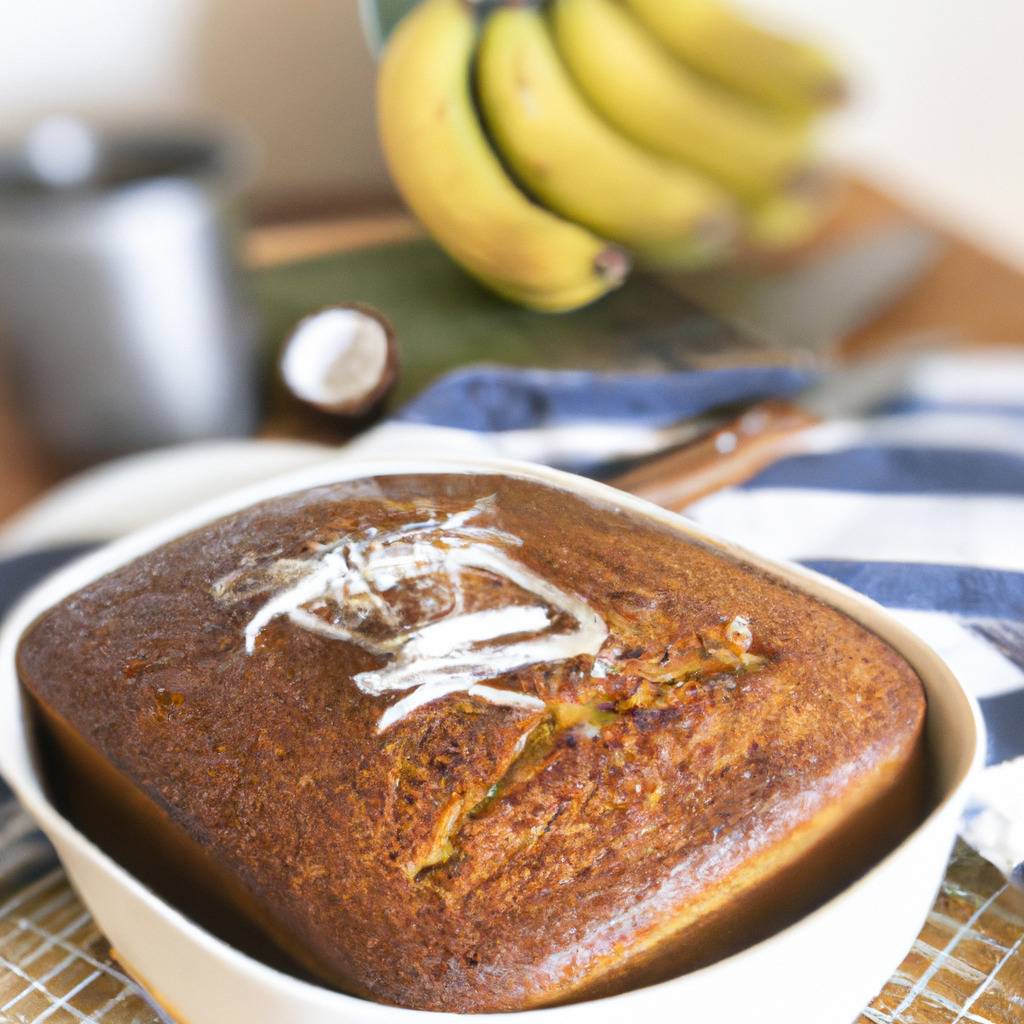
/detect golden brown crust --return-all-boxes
[17,473,927,1012]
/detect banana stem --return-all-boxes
[594,246,631,285]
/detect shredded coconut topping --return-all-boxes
[215,497,608,730]
[724,615,753,653]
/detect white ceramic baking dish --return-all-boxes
[0,456,984,1024]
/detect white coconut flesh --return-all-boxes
[281,308,390,411]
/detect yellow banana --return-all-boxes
[640,189,828,267]
[746,183,833,252]
[476,3,737,255]
[624,0,844,116]
[635,232,738,271]
[549,0,813,201]
[377,0,628,312]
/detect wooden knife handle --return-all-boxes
[609,399,821,512]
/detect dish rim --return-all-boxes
[0,453,986,1021]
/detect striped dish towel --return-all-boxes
[1,350,1022,907]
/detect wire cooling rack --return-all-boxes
[0,824,1021,1024]
[0,864,169,1024]
[857,844,1024,1024]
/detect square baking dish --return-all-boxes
[0,456,984,1024]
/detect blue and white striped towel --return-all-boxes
[1,351,1022,897]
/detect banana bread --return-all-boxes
[17,472,927,1012]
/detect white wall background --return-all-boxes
[0,0,390,210]
[2,1,1023,267]
[748,0,1024,268]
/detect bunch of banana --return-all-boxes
[376,0,842,312]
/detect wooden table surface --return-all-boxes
[1,179,1023,1024]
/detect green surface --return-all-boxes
[250,236,769,410]
[361,0,420,52]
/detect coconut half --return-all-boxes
[279,305,398,416]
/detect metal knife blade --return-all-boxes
[796,351,917,419]
[668,221,944,356]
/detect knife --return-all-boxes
[666,220,945,356]
[609,352,923,509]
